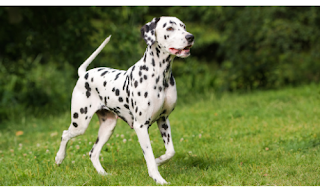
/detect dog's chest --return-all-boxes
[128,63,177,122]
[82,63,177,127]
[149,81,177,121]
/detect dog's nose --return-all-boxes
[185,34,194,43]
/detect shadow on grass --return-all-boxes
[97,152,235,185]
[100,151,234,173]
[173,153,234,171]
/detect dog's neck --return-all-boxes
[142,42,175,86]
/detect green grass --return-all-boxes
[1,84,320,186]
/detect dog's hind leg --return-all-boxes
[55,91,99,165]
[89,109,117,175]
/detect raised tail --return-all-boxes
[78,35,111,77]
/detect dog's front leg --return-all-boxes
[156,117,175,166]
[134,124,168,185]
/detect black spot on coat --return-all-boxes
[163,23,167,28]
[162,124,168,130]
[170,74,175,86]
[101,70,108,76]
[134,81,138,88]
[86,91,91,98]
[169,20,177,25]
[114,73,121,80]
[95,137,99,144]
[84,73,89,80]
[73,122,78,128]
[152,58,155,66]
[73,113,79,119]
[115,89,120,96]
[143,53,147,62]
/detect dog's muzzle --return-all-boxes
[168,33,194,57]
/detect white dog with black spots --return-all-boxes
[55,16,194,185]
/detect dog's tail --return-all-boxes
[78,35,111,77]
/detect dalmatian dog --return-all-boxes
[55,16,194,185]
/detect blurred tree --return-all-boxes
[0,7,96,67]
[1,6,320,122]
[213,7,320,91]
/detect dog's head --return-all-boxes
[141,16,194,58]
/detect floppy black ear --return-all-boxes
[140,17,160,46]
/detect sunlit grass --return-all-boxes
[0,84,320,185]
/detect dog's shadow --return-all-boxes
[169,153,233,171]
[101,151,233,175]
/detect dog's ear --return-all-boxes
[141,17,160,47]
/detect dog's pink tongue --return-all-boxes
[169,48,180,54]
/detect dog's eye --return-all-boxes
[166,27,174,31]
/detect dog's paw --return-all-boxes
[155,156,171,167]
[98,170,110,176]
[55,154,64,165]
[155,158,165,166]
[154,177,168,185]
[151,173,168,185]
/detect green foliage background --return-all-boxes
[1,6,320,122]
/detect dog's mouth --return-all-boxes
[169,45,192,56]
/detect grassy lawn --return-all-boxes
[0,84,320,186]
